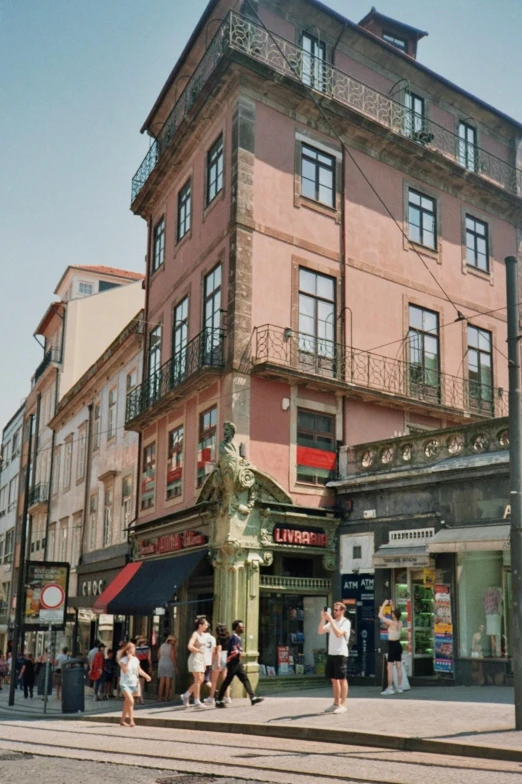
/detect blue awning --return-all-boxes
[93,549,208,615]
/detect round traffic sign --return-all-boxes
[40,583,65,610]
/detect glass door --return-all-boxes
[412,573,434,676]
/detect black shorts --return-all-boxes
[325,655,348,680]
[388,640,403,663]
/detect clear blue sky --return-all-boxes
[1,0,521,429]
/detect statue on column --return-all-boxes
[214,421,255,516]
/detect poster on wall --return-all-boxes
[434,583,454,673]
[277,645,290,675]
[24,561,69,629]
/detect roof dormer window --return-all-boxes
[382,31,407,52]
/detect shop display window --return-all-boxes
[457,551,510,659]
[394,571,410,652]
[258,593,327,676]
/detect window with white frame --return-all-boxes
[4,529,14,562]
[408,189,436,249]
[89,494,98,550]
[79,281,93,297]
[52,446,61,495]
[126,369,138,393]
[121,476,132,540]
[8,475,18,511]
[301,32,326,91]
[103,486,113,547]
[71,513,82,567]
[108,387,118,440]
[0,485,6,515]
[63,438,73,489]
[77,425,87,480]
[92,402,101,451]
[58,520,68,561]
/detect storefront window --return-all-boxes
[458,551,510,658]
[258,594,327,677]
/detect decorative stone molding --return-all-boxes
[340,417,509,477]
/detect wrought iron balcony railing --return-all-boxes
[33,347,62,385]
[252,325,506,418]
[28,482,49,507]
[125,328,225,424]
[131,11,521,204]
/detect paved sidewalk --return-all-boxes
[3,680,522,764]
[80,684,522,764]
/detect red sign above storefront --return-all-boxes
[138,530,207,557]
[273,526,328,547]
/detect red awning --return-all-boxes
[92,561,142,614]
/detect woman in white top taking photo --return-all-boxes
[119,642,151,727]
[378,599,404,695]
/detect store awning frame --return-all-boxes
[373,544,433,569]
[427,525,510,554]
[93,549,208,615]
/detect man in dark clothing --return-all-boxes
[215,620,263,708]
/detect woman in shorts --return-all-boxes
[181,617,209,710]
[378,599,404,695]
[119,642,151,727]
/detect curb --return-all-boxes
[83,714,522,764]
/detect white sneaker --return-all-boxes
[182,692,191,708]
[380,686,396,696]
[396,687,403,693]
[324,703,338,713]
[203,697,215,704]
[194,701,206,710]
[333,705,347,714]
[223,696,232,704]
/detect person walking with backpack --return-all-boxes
[215,620,263,709]
[318,602,351,715]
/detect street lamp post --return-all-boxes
[8,414,34,707]
[505,256,522,730]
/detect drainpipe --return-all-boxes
[8,414,34,706]
[79,404,94,562]
[26,393,42,561]
[43,368,59,560]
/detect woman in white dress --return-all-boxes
[119,642,151,726]
[157,635,177,702]
[182,617,209,710]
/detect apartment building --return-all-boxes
[37,313,144,654]
[96,0,520,688]
[0,404,24,652]
[13,266,144,651]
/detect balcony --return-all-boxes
[131,11,522,206]
[251,325,506,420]
[125,328,225,427]
[28,482,50,511]
[33,347,61,386]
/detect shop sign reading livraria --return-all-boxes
[138,530,207,557]
[272,525,328,547]
[24,561,69,629]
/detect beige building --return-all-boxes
[12,265,144,653]
[44,312,144,653]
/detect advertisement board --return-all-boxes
[24,561,69,629]
[342,573,375,677]
[434,583,454,673]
